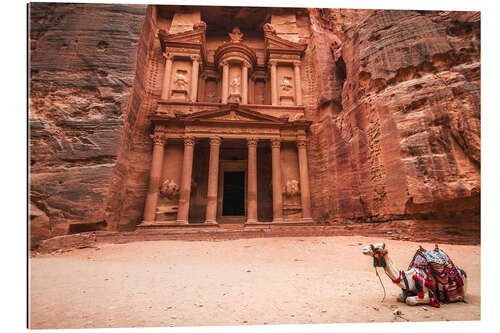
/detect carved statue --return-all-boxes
[280,76,293,93]
[173,69,189,90]
[285,179,300,197]
[230,77,241,94]
[263,23,276,34]
[160,179,180,199]
[292,112,305,121]
[362,243,468,307]
[229,27,243,43]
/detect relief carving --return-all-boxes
[206,89,216,101]
[284,179,300,197]
[228,76,241,103]
[173,69,189,90]
[228,27,243,43]
[263,23,276,34]
[160,179,180,199]
[280,76,293,95]
[230,77,241,94]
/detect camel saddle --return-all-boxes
[408,245,466,303]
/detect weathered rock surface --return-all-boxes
[29,5,480,246]
[308,10,480,224]
[29,3,145,247]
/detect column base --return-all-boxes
[246,218,258,223]
[175,220,189,225]
[204,220,218,225]
[301,217,314,223]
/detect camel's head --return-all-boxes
[362,243,388,267]
[362,243,387,257]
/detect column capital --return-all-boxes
[219,60,229,68]
[150,133,166,145]
[242,61,252,69]
[209,136,222,146]
[163,52,174,60]
[293,60,302,67]
[271,138,281,149]
[190,54,201,62]
[247,138,259,147]
[297,139,307,149]
[269,59,278,66]
[184,136,196,146]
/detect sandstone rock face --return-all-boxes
[29,5,480,246]
[29,3,145,247]
[307,9,480,224]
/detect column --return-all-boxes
[270,60,278,105]
[293,61,303,106]
[221,61,229,104]
[176,137,196,224]
[242,63,249,104]
[247,138,258,223]
[143,132,166,222]
[198,74,206,103]
[271,138,283,222]
[160,54,173,100]
[248,76,254,104]
[191,55,200,102]
[297,139,313,222]
[205,137,221,224]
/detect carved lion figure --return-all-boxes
[160,179,180,199]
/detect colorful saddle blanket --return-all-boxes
[408,247,466,304]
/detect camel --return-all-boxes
[362,243,467,307]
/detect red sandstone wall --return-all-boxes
[29,5,480,246]
[307,9,480,222]
[104,5,164,231]
[29,3,146,246]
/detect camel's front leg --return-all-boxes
[405,292,431,306]
[397,292,405,303]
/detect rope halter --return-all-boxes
[370,243,387,268]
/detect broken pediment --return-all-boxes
[158,23,207,53]
[264,23,307,57]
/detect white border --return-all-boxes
[4,0,497,332]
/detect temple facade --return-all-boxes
[138,6,315,227]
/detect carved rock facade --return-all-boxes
[29,5,480,246]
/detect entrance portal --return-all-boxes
[222,171,245,216]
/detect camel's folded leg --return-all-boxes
[397,293,405,303]
[405,292,430,306]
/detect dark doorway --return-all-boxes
[222,171,245,216]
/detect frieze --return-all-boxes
[269,54,302,62]
[165,47,201,56]
[185,125,280,136]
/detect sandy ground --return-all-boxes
[29,236,480,329]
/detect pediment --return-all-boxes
[264,32,307,54]
[181,106,286,124]
[158,28,206,50]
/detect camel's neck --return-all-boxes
[382,254,406,289]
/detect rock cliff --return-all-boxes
[307,9,480,224]
[29,3,146,246]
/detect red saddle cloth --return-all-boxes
[408,247,466,305]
